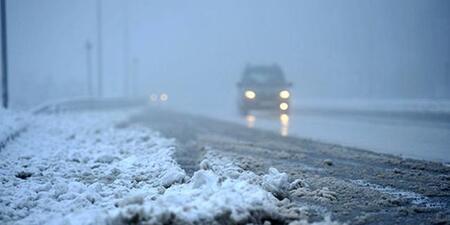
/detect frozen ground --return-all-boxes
[0,109,341,225]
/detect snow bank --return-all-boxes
[64,149,340,224]
[104,169,280,224]
[96,150,340,225]
[63,150,289,224]
[0,111,341,225]
[0,111,185,225]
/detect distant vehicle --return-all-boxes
[237,64,292,115]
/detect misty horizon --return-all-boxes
[2,0,450,110]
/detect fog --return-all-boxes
[2,0,450,111]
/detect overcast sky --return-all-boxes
[3,0,450,110]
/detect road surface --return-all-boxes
[183,107,450,163]
[128,107,450,225]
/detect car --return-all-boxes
[237,64,292,115]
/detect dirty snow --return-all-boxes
[200,150,291,198]
[351,179,444,208]
[96,149,342,225]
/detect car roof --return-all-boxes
[241,64,286,84]
[242,64,284,77]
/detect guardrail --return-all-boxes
[31,97,147,115]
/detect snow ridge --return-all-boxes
[101,149,340,225]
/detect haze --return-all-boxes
[3,0,450,111]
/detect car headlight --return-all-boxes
[150,94,158,102]
[279,90,290,99]
[244,90,256,99]
[279,102,289,110]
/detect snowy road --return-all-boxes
[0,108,343,225]
[130,107,450,224]
[1,106,449,225]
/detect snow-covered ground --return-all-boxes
[0,109,29,148]
[0,110,186,224]
[0,110,340,225]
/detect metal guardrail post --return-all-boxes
[1,0,9,108]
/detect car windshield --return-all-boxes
[243,73,285,85]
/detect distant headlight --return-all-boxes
[279,102,289,111]
[279,90,290,99]
[244,90,256,99]
[150,94,158,102]
[160,93,168,101]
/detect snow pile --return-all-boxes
[201,151,336,204]
[105,169,281,224]
[0,111,185,225]
[262,168,290,199]
[98,150,340,225]
[200,151,290,199]
[80,150,341,225]
[0,109,29,148]
[199,151,341,218]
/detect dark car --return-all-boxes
[237,64,292,115]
